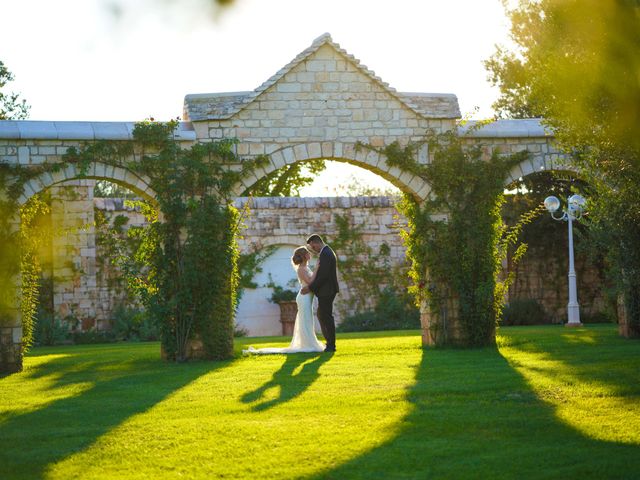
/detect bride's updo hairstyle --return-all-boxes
[291,246,308,267]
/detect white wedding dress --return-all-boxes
[244,266,325,354]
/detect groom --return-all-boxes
[301,234,339,352]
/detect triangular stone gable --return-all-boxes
[236,33,435,120]
[184,34,459,121]
[232,42,429,140]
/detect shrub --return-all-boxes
[265,274,298,304]
[233,324,249,337]
[33,314,70,346]
[501,299,548,326]
[71,330,117,344]
[337,287,420,332]
[111,305,159,341]
[581,310,615,324]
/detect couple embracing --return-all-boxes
[245,234,339,355]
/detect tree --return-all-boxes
[246,159,325,196]
[486,0,640,334]
[0,60,29,120]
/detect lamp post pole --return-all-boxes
[544,194,586,327]
[566,211,581,325]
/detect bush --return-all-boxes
[581,310,615,324]
[111,305,159,341]
[501,299,549,326]
[337,287,420,332]
[233,325,249,337]
[33,314,71,346]
[265,274,298,303]
[71,330,118,344]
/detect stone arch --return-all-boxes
[504,155,580,187]
[0,162,158,373]
[16,161,157,206]
[231,142,431,200]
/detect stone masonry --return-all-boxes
[0,33,576,371]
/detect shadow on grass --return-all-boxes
[308,334,640,479]
[498,325,640,397]
[242,352,333,411]
[0,343,233,480]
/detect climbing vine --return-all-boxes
[63,120,268,360]
[360,130,542,346]
[0,119,268,363]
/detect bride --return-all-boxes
[244,246,325,354]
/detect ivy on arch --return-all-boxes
[0,120,268,362]
[359,130,543,347]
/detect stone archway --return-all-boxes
[0,33,581,371]
[0,162,158,373]
[230,141,431,200]
[16,161,156,206]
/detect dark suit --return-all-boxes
[308,245,339,350]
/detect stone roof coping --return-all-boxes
[94,195,399,212]
[0,120,197,141]
[458,118,553,138]
[233,196,399,210]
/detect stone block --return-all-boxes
[18,146,30,164]
[249,143,265,155]
[277,83,301,93]
[293,144,308,161]
[12,326,22,344]
[307,142,322,159]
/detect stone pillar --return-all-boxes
[0,216,23,373]
[50,180,98,330]
[420,294,464,347]
[0,312,23,374]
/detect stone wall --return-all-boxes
[93,195,408,336]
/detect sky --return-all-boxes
[0,0,513,195]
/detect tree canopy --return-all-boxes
[0,61,29,120]
[486,0,640,334]
[486,0,640,157]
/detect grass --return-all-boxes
[1,325,639,479]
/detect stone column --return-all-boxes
[0,306,23,373]
[420,293,464,347]
[50,180,98,330]
[0,215,23,373]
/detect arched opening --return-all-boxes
[233,153,421,338]
[501,169,611,326]
[18,167,158,350]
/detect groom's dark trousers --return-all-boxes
[308,245,339,351]
[317,294,337,350]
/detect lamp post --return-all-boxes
[543,194,587,327]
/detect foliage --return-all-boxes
[264,274,298,304]
[70,330,118,345]
[501,299,549,326]
[94,180,138,198]
[237,244,276,306]
[337,286,419,332]
[369,130,540,346]
[487,0,640,332]
[58,120,270,361]
[18,193,53,349]
[325,166,400,197]
[111,305,159,342]
[33,314,71,346]
[328,212,410,318]
[486,0,640,151]
[247,159,326,196]
[0,118,268,363]
[0,60,29,120]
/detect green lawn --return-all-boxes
[1,325,639,479]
